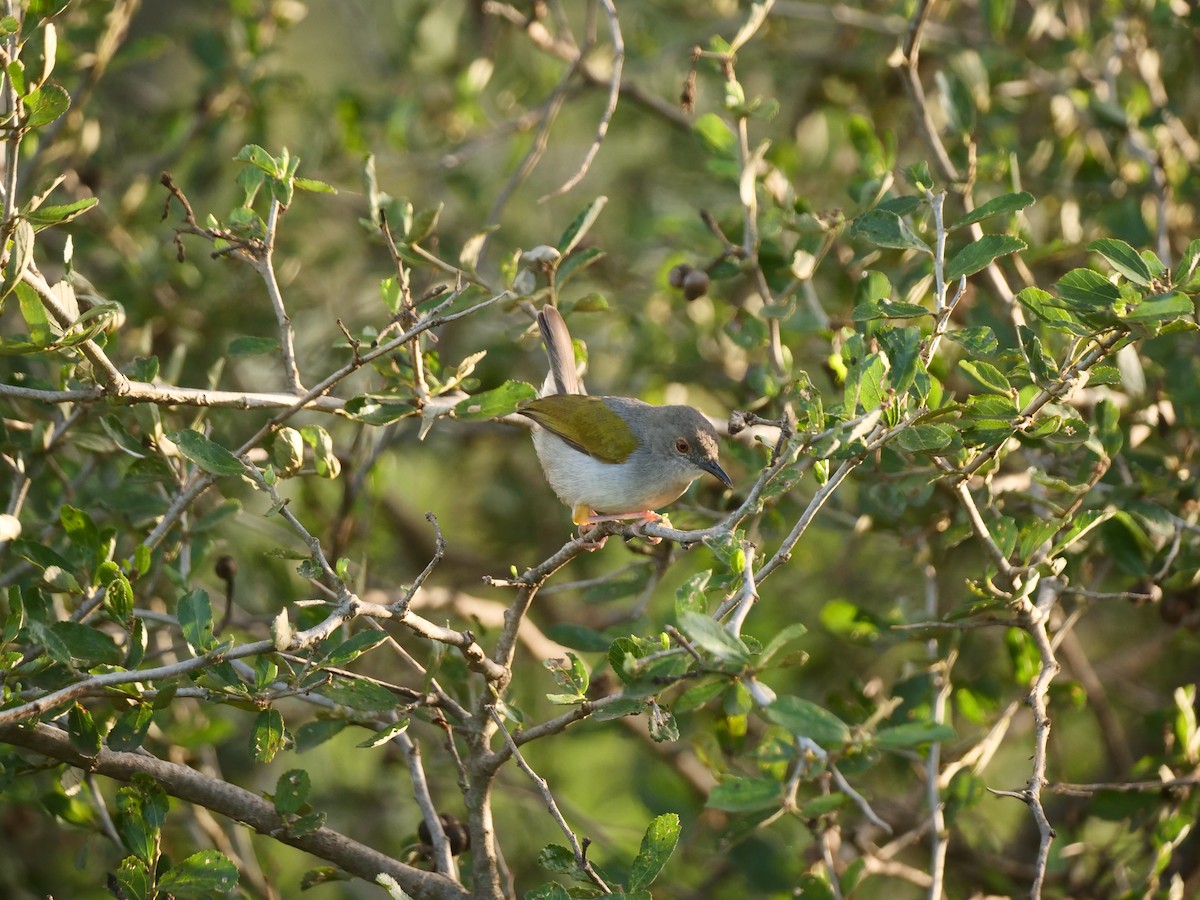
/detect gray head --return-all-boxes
[609,398,733,492]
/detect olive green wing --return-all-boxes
[517,395,637,464]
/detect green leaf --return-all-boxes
[628,813,681,891]
[323,631,388,666]
[25,197,98,229]
[24,80,69,126]
[177,588,216,654]
[945,325,998,357]
[875,721,956,750]
[234,143,280,176]
[674,570,712,616]
[109,703,154,751]
[49,621,122,665]
[318,677,399,713]
[407,202,443,243]
[948,191,1035,230]
[958,359,1012,395]
[68,703,101,757]
[556,196,608,256]
[1089,238,1153,286]
[1120,291,1192,324]
[944,234,1025,280]
[557,247,606,288]
[849,209,930,254]
[156,850,239,898]
[274,769,311,816]
[677,611,752,666]
[294,176,336,194]
[3,220,35,302]
[228,335,281,356]
[252,707,286,762]
[896,423,956,453]
[1056,268,1121,308]
[693,113,736,158]
[343,395,414,426]
[113,857,151,900]
[102,570,134,622]
[169,429,245,477]
[295,718,348,753]
[455,380,537,420]
[850,299,931,321]
[706,776,784,812]
[764,696,852,746]
[757,622,808,666]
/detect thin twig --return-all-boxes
[539,0,624,201]
[487,707,612,893]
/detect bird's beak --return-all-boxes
[700,458,733,489]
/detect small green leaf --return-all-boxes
[234,144,280,176]
[628,813,681,891]
[896,423,957,453]
[944,234,1025,281]
[949,191,1035,230]
[677,611,752,665]
[357,719,411,748]
[706,776,784,812]
[294,176,336,194]
[155,850,239,898]
[169,429,245,477]
[763,696,851,746]
[1089,238,1153,286]
[945,325,998,357]
[3,220,36,303]
[324,631,388,666]
[556,196,608,256]
[850,299,931,321]
[49,621,121,665]
[1056,268,1121,308]
[228,335,281,356]
[849,209,930,254]
[295,719,348,753]
[959,360,1012,395]
[68,703,101,757]
[674,570,712,616]
[455,380,537,420]
[693,113,737,158]
[1120,291,1192,324]
[252,707,286,762]
[25,197,98,229]
[274,769,311,816]
[24,80,69,126]
[177,588,216,654]
[875,721,956,750]
[406,203,443,243]
[757,622,808,666]
[109,703,154,751]
[343,395,414,425]
[102,570,134,622]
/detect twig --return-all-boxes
[540,0,624,201]
[724,541,759,637]
[252,198,305,393]
[487,707,612,893]
[396,731,459,880]
[923,554,950,899]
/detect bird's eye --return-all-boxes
[675,438,690,454]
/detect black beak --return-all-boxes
[699,458,733,489]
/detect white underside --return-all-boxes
[531,429,694,517]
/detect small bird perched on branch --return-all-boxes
[518,305,732,532]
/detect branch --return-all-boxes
[0,722,467,899]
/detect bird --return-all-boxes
[517,306,732,530]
